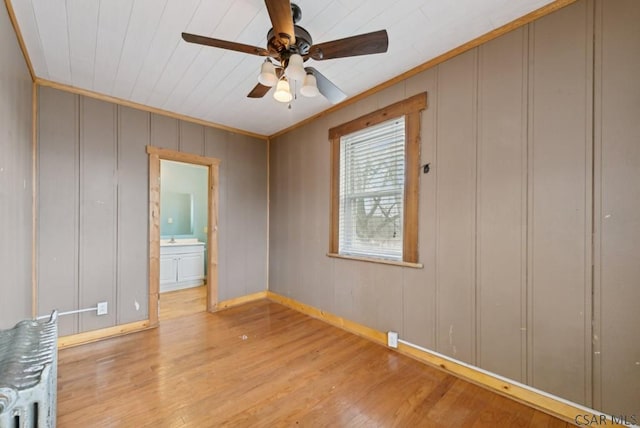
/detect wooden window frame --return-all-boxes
[328,92,427,267]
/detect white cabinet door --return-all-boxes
[160,244,205,292]
[159,255,178,285]
[177,252,205,282]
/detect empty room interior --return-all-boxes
[1,0,638,426]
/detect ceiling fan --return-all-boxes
[181,0,389,105]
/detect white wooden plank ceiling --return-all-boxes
[11,0,555,136]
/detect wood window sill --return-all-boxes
[327,253,423,269]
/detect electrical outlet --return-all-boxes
[97,301,108,316]
[387,331,398,348]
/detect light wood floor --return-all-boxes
[57,300,571,427]
[159,285,206,321]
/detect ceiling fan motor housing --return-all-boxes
[266,3,310,59]
[267,25,312,58]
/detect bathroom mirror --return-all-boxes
[160,191,193,236]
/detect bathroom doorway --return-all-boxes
[146,146,220,326]
[158,159,208,320]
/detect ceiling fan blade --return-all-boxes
[182,32,269,56]
[309,30,388,61]
[264,0,295,46]
[247,67,283,98]
[247,83,272,98]
[305,67,347,104]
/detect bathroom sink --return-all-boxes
[160,238,203,246]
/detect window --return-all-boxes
[339,118,405,260]
[329,93,427,266]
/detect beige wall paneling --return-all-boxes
[0,1,33,328]
[267,132,289,297]
[151,113,178,151]
[220,132,249,301]
[289,128,310,304]
[78,97,117,332]
[288,126,308,307]
[301,120,334,312]
[528,0,593,405]
[283,132,304,303]
[267,0,640,416]
[594,0,640,415]
[341,266,379,330]
[434,49,478,365]
[242,133,268,299]
[374,83,407,112]
[331,259,359,324]
[370,264,404,334]
[223,132,268,300]
[269,132,297,299]
[179,120,205,156]
[117,106,150,324]
[285,123,334,312]
[37,87,79,335]
[35,89,268,336]
[204,128,268,302]
[402,67,438,349]
[476,27,528,382]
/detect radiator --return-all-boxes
[0,312,58,428]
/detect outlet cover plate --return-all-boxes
[97,301,108,316]
[387,331,398,348]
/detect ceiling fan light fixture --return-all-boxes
[273,78,293,103]
[258,60,278,87]
[300,73,319,97]
[285,53,306,82]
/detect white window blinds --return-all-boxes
[338,117,406,261]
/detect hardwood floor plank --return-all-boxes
[57,300,571,427]
[159,285,207,321]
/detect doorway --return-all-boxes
[146,146,220,326]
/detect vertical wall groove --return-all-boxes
[112,103,119,329]
[31,82,38,318]
[583,0,595,408]
[591,0,603,410]
[433,65,440,351]
[74,94,80,333]
[472,47,479,367]
[116,106,121,324]
[77,95,83,332]
[525,19,536,390]
[520,26,530,385]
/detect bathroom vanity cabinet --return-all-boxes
[159,242,205,292]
